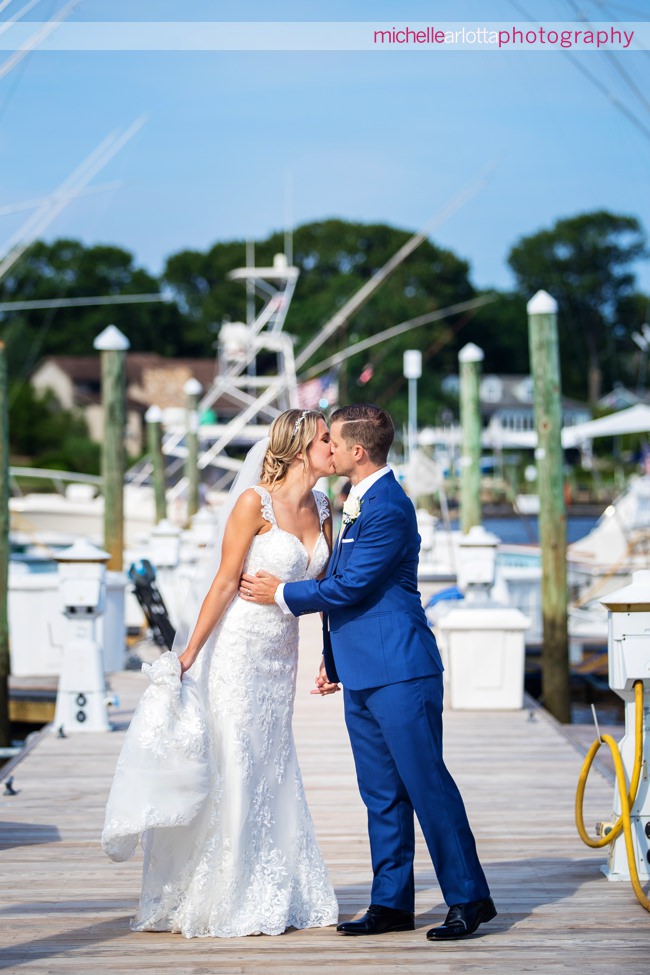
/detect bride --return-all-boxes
[102,409,339,938]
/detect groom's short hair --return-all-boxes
[331,403,394,465]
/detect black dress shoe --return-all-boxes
[337,904,415,936]
[426,897,497,941]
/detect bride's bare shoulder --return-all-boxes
[228,487,267,520]
[234,486,264,505]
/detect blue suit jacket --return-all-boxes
[283,470,443,690]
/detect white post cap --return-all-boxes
[145,405,163,423]
[458,524,500,548]
[151,518,181,538]
[600,569,650,612]
[183,378,203,397]
[55,539,111,563]
[93,324,130,351]
[527,290,558,315]
[403,349,422,379]
[458,342,484,364]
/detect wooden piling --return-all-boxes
[93,326,130,572]
[527,291,570,724]
[145,405,167,524]
[0,342,10,747]
[459,342,484,534]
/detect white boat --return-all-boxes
[567,474,650,601]
[421,475,650,656]
[513,493,540,516]
[10,482,160,549]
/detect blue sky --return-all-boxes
[1,0,649,300]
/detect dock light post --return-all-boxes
[403,350,422,462]
[598,571,650,883]
[183,378,202,523]
[459,342,484,535]
[53,539,111,734]
[145,405,167,524]
[527,290,570,724]
[93,325,129,573]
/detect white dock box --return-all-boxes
[436,605,530,710]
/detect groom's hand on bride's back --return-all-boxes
[239,570,280,604]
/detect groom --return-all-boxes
[240,403,496,941]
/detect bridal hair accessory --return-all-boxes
[342,494,362,526]
[291,410,313,439]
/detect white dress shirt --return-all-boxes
[351,465,390,500]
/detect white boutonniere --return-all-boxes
[342,494,362,526]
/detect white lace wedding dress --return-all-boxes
[103,487,338,938]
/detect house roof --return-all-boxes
[33,353,217,386]
[31,353,241,412]
[598,384,650,410]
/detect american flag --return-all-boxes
[296,372,339,410]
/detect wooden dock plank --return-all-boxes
[1,610,649,974]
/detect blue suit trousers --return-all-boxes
[343,674,490,911]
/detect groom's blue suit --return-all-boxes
[284,469,490,911]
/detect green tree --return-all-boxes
[1,223,511,428]
[164,220,478,422]
[162,240,249,355]
[270,220,477,424]
[8,381,100,473]
[616,291,650,395]
[0,239,186,380]
[508,211,648,404]
[462,291,529,376]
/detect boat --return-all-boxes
[567,473,650,601]
[10,481,159,549]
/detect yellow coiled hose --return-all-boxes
[575,679,649,911]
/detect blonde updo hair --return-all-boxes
[260,409,325,487]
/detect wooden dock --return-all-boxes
[1,611,648,974]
